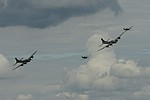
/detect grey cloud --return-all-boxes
[0,0,122,28]
[0,53,12,80]
[0,53,21,80]
[16,94,32,100]
[0,0,7,8]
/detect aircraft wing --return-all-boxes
[97,44,110,51]
[13,63,17,66]
[118,26,133,38]
[119,31,126,37]
[124,26,133,31]
[27,51,37,60]
[99,43,103,47]
[116,30,127,40]
[129,26,133,30]
[13,63,24,70]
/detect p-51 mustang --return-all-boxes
[98,26,133,51]
[13,51,37,70]
[123,26,133,31]
[81,56,88,59]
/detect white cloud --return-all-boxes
[59,33,150,99]
[0,53,10,75]
[16,94,32,100]
[56,92,89,100]
[76,94,89,100]
[110,59,140,78]
[62,34,128,91]
[0,53,21,80]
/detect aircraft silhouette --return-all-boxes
[98,26,133,51]
[123,26,133,31]
[13,51,37,70]
[98,34,122,51]
[81,56,88,59]
[98,44,111,51]
[100,38,118,46]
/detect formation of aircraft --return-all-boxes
[12,26,132,70]
[13,51,37,70]
[98,26,133,51]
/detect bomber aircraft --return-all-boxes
[13,51,37,70]
[98,26,133,51]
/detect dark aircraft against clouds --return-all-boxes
[13,51,37,70]
[11,26,132,70]
[123,26,133,31]
[98,26,133,51]
[81,56,89,59]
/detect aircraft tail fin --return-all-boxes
[101,38,106,44]
[15,58,20,63]
[13,58,19,66]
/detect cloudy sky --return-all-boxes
[0,0,150,100]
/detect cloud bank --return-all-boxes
[58,34,150,100]
[16,94,32,100]
[0,0,7,9]
[0,53,20,80]
[0,53,11,78]
[0,0,122,28]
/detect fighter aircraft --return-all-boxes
[81,56,88,59]
[13,51,37,70]
[123,26,133,31]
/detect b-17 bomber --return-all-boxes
[98,26,133,51]
[13,51,37,70]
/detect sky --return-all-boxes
[0,0,150,100]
